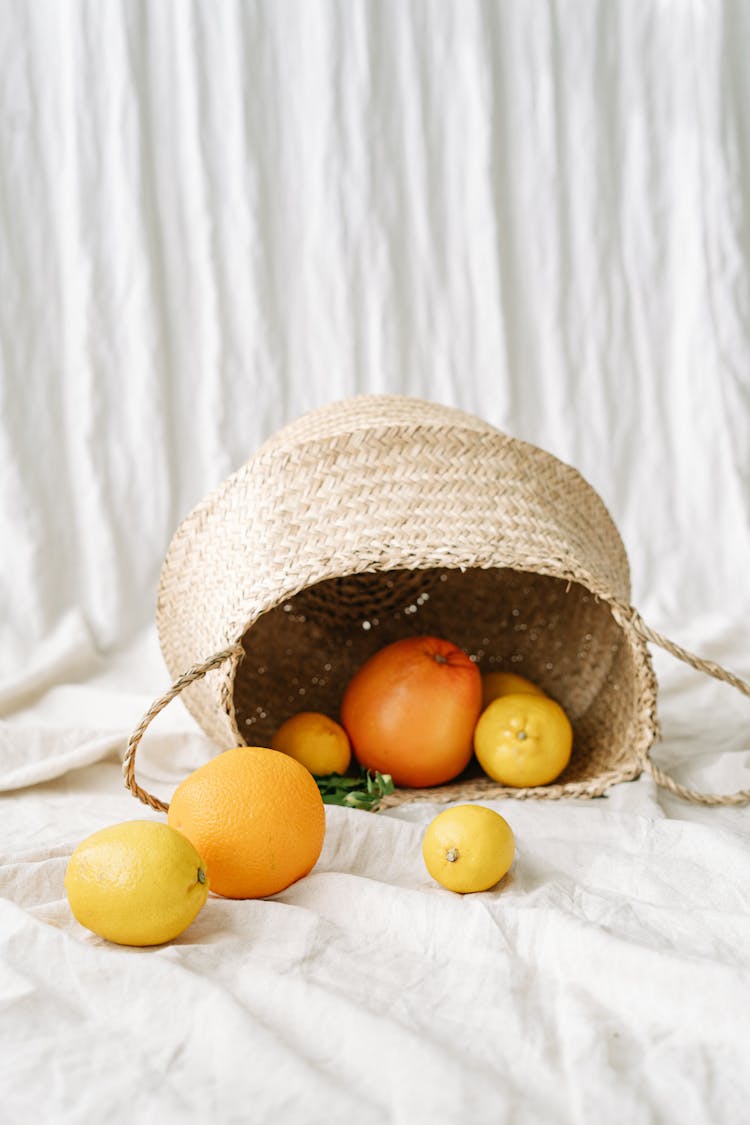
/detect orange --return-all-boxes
[481,671,546,710]
[167,746,326,899]
[341,636,482,788]
[271,711,351,776]
[474,693,573,787]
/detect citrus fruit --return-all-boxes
[167,746,326,899]
[473,692,573,787]
[340,636,482,788]
[64,820,209,946]
[422,804,515,893]
[271,711,351,776]
[481,671,546,710]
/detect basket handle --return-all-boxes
[122,643,245,813]
[625,608,750,807]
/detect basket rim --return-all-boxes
[182,565,659,802]
[224,579,658,801]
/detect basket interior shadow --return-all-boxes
[233,566,653,798]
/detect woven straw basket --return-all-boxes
[124,395,750,811]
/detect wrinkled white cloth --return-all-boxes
[3,2,750,1123]
[2,627,750,1124]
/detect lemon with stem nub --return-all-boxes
[65,821,209,946]
[474,692,573,787]
[422,804,515,893]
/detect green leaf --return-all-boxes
[315,767,394,812]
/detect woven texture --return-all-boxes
[153,395,660,804]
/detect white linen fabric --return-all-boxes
[1,2,750,1122]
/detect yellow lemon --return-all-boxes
[65,821,209,946]
[474,692,573,787]
[481,671,546,710]
[271,711,351,777]
[422,804,515,893]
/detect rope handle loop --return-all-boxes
[122,643,245,813]
[623,607,750,807]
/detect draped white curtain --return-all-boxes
[3,0,749,665]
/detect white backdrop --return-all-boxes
[3,0,750,662]
[2,4,750,1123]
